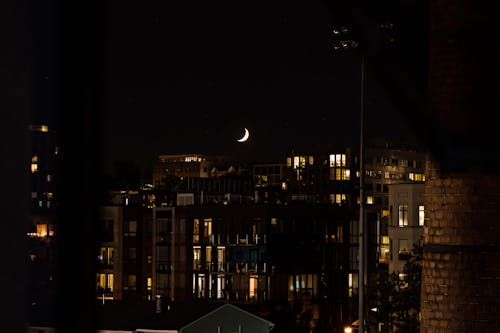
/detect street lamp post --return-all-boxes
[332,26,365,333]
[358,53,366,333]
[333,22,394,332]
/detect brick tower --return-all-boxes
[420,1,500,332]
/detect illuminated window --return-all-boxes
[147,277,152,291]
[329,154,346,167]
[217,275,225,299]
[379,236,390,263]
[36,224,48,237]
[193,246,201,270]
[31,155,38,163]
[348,273,358,297]
[193,219,200,243]
[381,209,389,218]
[288,274,317,300]
[337,225,343,243]
[249,275,258,300]
[217,246,225,269]
[366,196,374,204]
[409,173,425,181]
[98,247,114,266]
[398,204,408,227]
[206,246,212,263]
[47,174,52,182]
[336,194,346,204]
[193,274,206,298]
[419,205,425,226]
[31,163,38,173]
[335,168,350,180]
[203,218,212,242]
[96,273,114,292]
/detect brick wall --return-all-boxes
[421,155,500,332]
[421,0,500,331]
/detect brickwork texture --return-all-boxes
[420,0,500,332]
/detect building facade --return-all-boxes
[387,183,424,274]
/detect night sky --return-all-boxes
[33,0,430,175]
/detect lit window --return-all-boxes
[203,218,212,242]
[409,173,425,181]
[337,225,343,243]
[336,193,346,204]
[36,224,48,237]
[206,246,212,263]
[217,246,225,268]
[379,236,390,263]
[335,168,350,180]
[329,153,346,167]
[381,209,389,217]
[47,174,52,182]
[366,196,374,204]
[193,246,201,270]
[31,155,38,163]
[348,273,358,297]
[193,219,200,243]
[419,205,425,226]
[398,204,408,226]
[147,277,152,291]
[288,274,317,300]
[249,275,258,300]
[31,163,38,173]
[96,273,114,293]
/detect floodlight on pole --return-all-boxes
[332,26,365,333]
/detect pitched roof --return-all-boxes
[180,303,275,331]
[96,301,274,332]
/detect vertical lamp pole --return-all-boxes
[358,54,365,333]
[332,27,366,332]
[334,22,394,333]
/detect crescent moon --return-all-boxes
[236,127,250,142]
